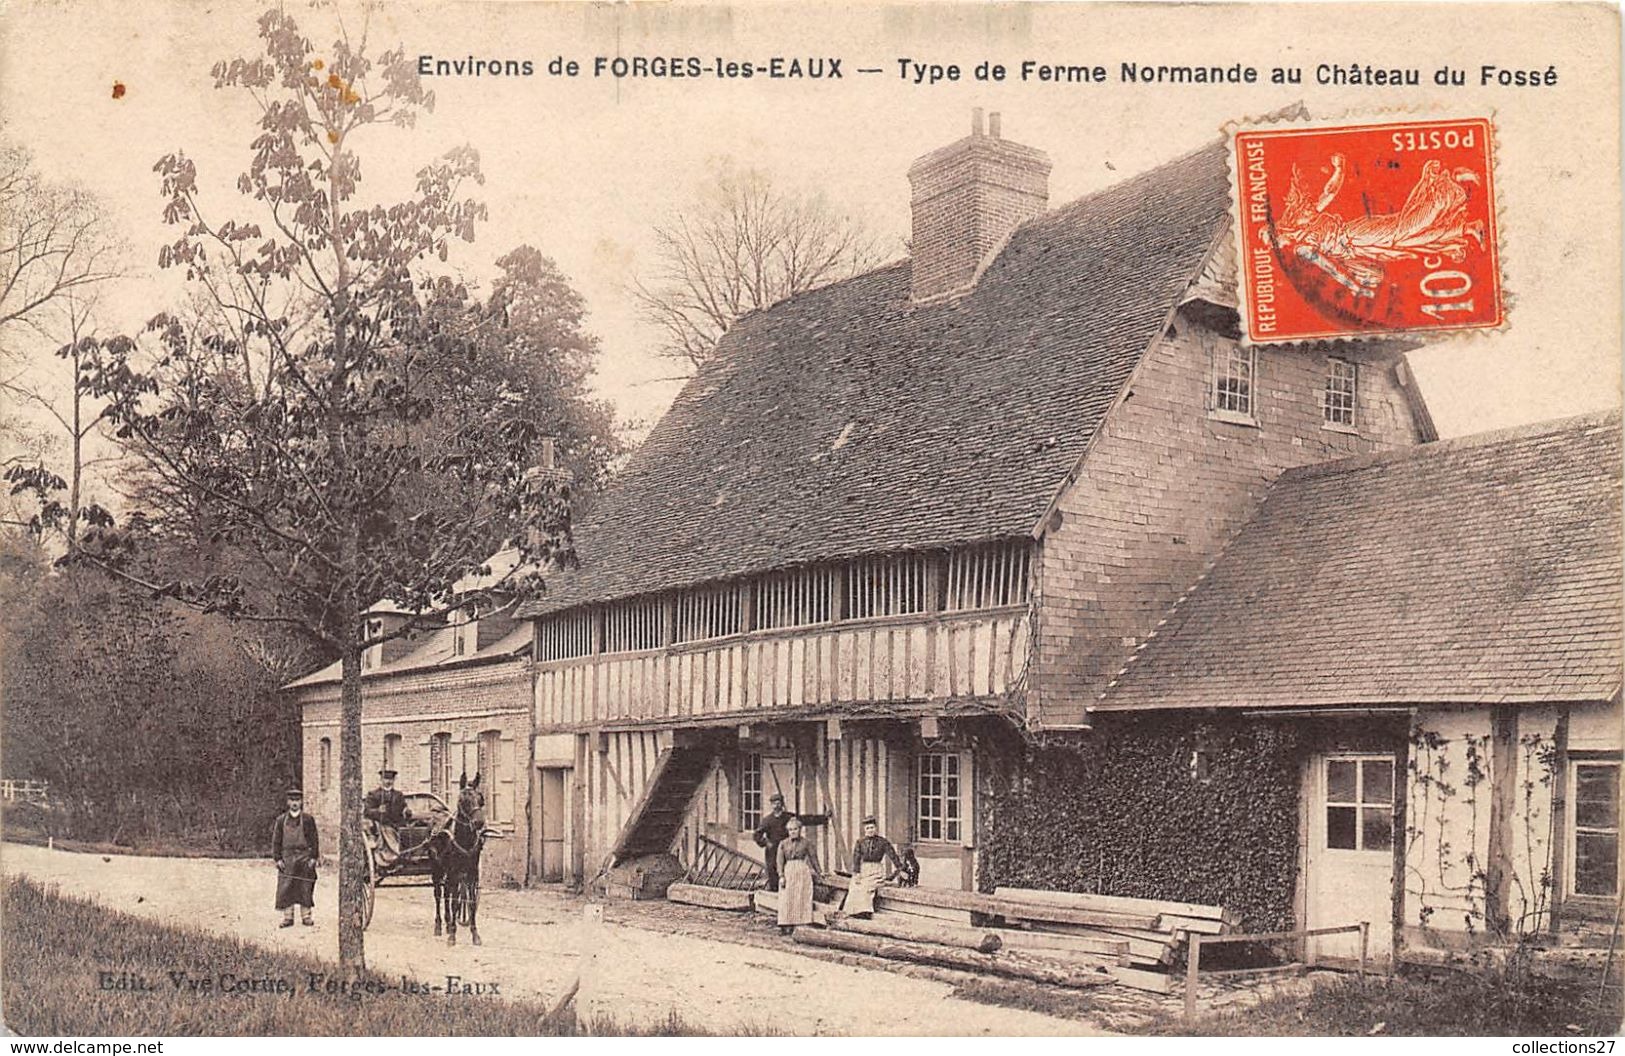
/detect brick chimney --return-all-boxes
[907,109,1052,303]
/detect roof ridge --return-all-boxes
[1281,408,1622,482]
[719,139,1230,327]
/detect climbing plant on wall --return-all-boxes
[977,716,1303,931]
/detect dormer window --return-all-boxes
[1324,358,1358,430]
[1211,343,1256,424]
[453,604,477,657]
[361,618,384,670]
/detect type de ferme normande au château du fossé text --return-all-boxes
[415,53,1561,88]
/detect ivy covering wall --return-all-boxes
[977,716,1303,931]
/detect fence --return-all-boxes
[1184,921,1370,1019]
[1,780,48,805]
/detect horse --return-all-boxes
[429,772,486,946]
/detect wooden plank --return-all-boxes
[1007,919,1173,965]
[821,875,976,925]
[993,886,1234,924]
[1109,965,1177,994]
[791,929,1114,990]
[876,898,975,926]
[667,883,753,911]
[1159,914,1227,935]
[752,891,838,925]
[859,883,1157,929]
[832,914,1003,954]
[990,928,1130,959]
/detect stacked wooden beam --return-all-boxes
[672,875,1235,996]
[667,881,754,911]
[991,887,1239,992]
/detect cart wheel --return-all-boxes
[361,877,375,928]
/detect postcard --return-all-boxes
[0,0,1619,1044]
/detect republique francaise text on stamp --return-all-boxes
[1233,118,1503,344]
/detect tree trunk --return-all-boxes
[337,646,365,968]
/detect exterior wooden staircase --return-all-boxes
[607,745,715,865]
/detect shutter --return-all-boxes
[499,735,517,825]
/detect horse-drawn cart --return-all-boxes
[359,786,498,944]
[360,791,449,929]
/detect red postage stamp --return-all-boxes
[1232,118,1502,344]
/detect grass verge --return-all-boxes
[1163,968,1622,1036]
[1,876,752,1036]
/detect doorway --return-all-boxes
[536,766,569,883]
[1305,752,1396,964]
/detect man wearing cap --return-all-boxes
[752,793,795,892]
[845,816,903,919]
[363,768,413,867]
[271,787,319,927]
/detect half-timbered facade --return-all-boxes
[518,111,1450,900]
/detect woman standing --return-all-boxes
[775,816,821,935]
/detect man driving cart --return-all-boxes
[363,768,413,867]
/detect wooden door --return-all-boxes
[538,766,568,882]
[1306,753,1395,964]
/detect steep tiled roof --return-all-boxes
[522,142,1232,616]
[1097,412,1623,711]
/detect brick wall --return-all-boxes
[1033,310,1427,726]
[296,660,531,884]
[908,132,1050,303]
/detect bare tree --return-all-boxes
[632,168,886,374]
[0,142,120,355]
[0,291,124,548]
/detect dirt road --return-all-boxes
[2,843,1101,1036]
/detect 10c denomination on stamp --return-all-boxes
[1233,117,1503,344]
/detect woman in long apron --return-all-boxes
[775,816,821,934]
[844,816,902,919]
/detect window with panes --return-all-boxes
[740,753,764,831]
[1213,344,1255,418]
[1572,760,1621,898]
[917,752,962,843]
[1324,358,1358,427]
[430,732,453,801]
[1325,756,1394,852]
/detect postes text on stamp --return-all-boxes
[1233,118,1502,344]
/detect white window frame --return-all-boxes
[1210,343,1257,425]
[429,732,453,801]
[1323,358,1358,431]
[917,751,967,845]
[740,752,763,832]
[1322,753,1395,854]
[1567,758,1622,900]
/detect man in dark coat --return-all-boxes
[753,793,795,892]
[363,768,413,866]
[272,787,319,927]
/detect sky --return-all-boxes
[1,0,1619,450]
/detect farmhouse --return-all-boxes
[288,108,1620,963]
[290,583,532,885]
[511,108,1620,963]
